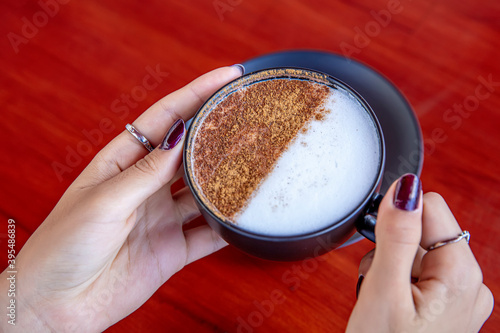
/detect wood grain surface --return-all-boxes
[1,0,499,332]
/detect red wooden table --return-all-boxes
[1,0,499,331]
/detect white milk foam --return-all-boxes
[235,88,381,236]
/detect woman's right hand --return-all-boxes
[346,174,494,332]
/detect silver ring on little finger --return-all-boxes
[427,230,470,251]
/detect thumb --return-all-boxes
[366,173,423,299]
[98,119,186,212]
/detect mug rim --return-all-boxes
[183,67,386,242]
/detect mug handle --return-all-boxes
[355,193,384,243]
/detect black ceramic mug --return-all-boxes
[183,68,385,261]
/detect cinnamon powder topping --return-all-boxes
[192,79,330,220]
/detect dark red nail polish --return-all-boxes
[356,275,364,299]
[160,119,185,150]
[394,173,421,211]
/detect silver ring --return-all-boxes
[427,230,470,251]
[125,124,154,152]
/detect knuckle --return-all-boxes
[466,263,484,289]
[134,152,162,179]
[481,286,495,314]
[442,258,483,295]
[159,98,182,121]
[456,251,484,287]
[159,98,173,115]
[377,215,421,244]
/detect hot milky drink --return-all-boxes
[188,73,381,236]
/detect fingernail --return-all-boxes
[231,64,245,75]
[355,275,364,299]
[394,173,421,211]
[160,119,185,150]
